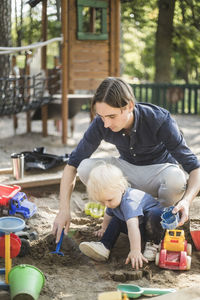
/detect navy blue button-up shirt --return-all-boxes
[68,103,200,174]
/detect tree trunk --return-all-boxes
[0,0,11,77]
[154,0,176,83]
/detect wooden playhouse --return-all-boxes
[56,0,121,143]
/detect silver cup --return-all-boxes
[20,154,24,179]
[11,153,24,180]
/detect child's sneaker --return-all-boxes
[79,241,110,261]
[143,242,159,261]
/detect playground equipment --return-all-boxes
[85,202,105,218]
[161,206,180,230]
[0,0,121,144]
[117,284,176,299]
[0,217,45,299]
[9,264,45,300]
[155,229,192,270]
[0,184,37,219]
[0,184,38,258]
[190,230,200,251]
[0,216,25,289]
[9,192,37,218]
[51,229,64,256]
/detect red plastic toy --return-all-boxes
[0,185,21,206]
[0,184,37,219]
[155,229,192,270]
[0,233,21,258]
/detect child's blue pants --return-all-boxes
[100,204,165,250]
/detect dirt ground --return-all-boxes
[0,111,200,300]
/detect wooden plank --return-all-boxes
[61,0,69,144]
[73,41,109,48]
[72,52,108,61]
[4,173,63,189]
[73,71,108,78]
[72,60,108,69]
[73,57,108,65]
[0,168,63,188]
[109,0,120,76]
[0,168,12,175]
[73,44,109,50]
[0,168,80,189]
[72,78,103,90]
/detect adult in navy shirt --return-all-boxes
[53,77,200,242]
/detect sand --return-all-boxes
[0,111,200,300]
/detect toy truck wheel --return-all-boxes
[18,238,30,257]
[187,243,192,256]
[186,256,191,270]
[155,252,160,266]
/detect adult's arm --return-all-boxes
[157,114,200,224]
[52,117,105,242]
[52,164,77,243]
[173,167,200,225]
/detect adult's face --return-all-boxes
[95,102,134,132]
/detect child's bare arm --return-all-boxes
[126,217,148,269]
[95,212,112,237]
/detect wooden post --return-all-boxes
[54,56,59,68]
[61,0,69,144]
[25,52,32,133]
[12,55,18,131]
[41,0,48,137]
[109,0,120,76]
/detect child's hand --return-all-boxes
[94,228,105,238]
[125,249,148,270]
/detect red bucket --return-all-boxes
[190,231,200,251]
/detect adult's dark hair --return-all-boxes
[91,77,135,112]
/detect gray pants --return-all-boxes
[77,157,187,207]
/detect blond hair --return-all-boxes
[87,163,128,203]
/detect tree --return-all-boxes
[0,0,11,77]
[172,0,200,83]
[121,0,200,83]
[15,0,24,48]
[154,0,176,82]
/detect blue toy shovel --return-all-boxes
[51,229,64,256]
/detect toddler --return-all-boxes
[79,163,165,269]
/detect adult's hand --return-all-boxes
[52,210,71,243]
[52,164,77,243]
[172,199,190,226]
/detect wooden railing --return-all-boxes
[130,83,200,115]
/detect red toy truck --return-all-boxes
[155,229,192,270]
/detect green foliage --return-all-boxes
[121,0,200,83]
[172,0,200,83]
[121,1,157,81]
[10,0,200,82]
[11,0,61,69]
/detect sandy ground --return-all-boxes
[0,111,200,300]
